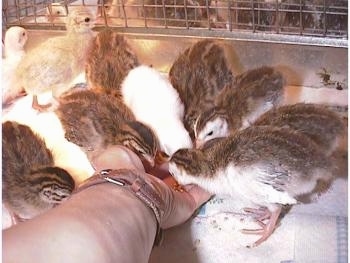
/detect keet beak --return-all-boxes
[155,150,170,166]
[194,138,206,149]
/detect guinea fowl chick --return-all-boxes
[97,0,115,18]
[169,125,334,247]
[85,29,139,99]
[194,66,284,148]
[139,0,225,27]
[2,26,28,106]
[253,103,346,156]
[2,121,75,223]
[45,3,68,23]
[45,2,98,23]
[169,39,234,139]
[16,6,95,112]
[55,89,159,167]
[121,65,192,157]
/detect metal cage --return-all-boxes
[2,0,348,46]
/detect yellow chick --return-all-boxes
[16,6,95,111]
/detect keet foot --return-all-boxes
[32,95,52,112]
[241,206,282,247]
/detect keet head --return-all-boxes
[45,3,68,23]
[168,148,203,185]
[4,26,28,54]
[194,109,229,148]
[168,149,191,183]
[32,166,75,204]
[122,121,159,167]
[66,7,95,33]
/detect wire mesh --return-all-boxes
[2,0,348,45]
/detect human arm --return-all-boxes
[3,146,211,263]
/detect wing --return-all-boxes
[17,40,76,93]
[227,163,298,207]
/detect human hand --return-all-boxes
[92,145,212,229]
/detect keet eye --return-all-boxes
[207,131,213,136]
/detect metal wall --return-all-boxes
[2,0,348,88]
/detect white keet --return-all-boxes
[2,26,28,105]
[121,65,193,156]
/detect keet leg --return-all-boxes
[32,95,52,112]
[241,205,282,247]
[244,207,271,222]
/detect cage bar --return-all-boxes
[2,0,347,46]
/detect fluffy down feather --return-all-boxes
[121,65,193,156]
[15,7,94,111]
[2,26,28,106]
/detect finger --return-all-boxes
[160,185,212,229]
[162,178,212,209]
[160,190,195,229]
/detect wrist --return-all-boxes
[69,181,157,263]
[74,169,164,244]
